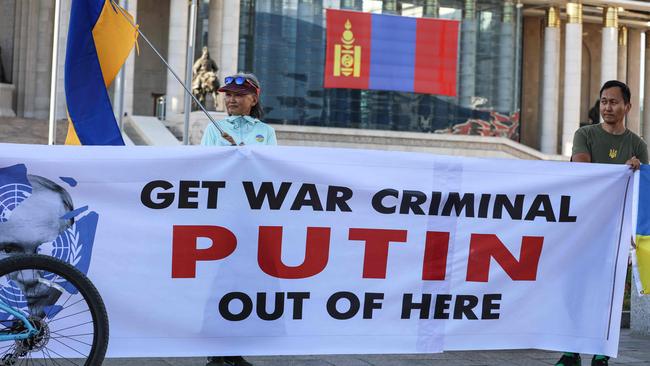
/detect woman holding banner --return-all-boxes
[201,72,275,366]
[201,73,277,147]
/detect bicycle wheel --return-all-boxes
[0,254,108,366]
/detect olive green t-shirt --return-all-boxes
[572,124,649,164]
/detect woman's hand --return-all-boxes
[221,132,237,146]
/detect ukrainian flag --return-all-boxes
[635,165,650,294]
[64,0,137,145]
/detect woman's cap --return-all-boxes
[218,73,261,95]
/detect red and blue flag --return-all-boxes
[324,9,459,96]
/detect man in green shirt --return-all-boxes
[572,80,648,167]
[556,80,648,366]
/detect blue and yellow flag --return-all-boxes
[64,0,137,145]
[635,165,650,294]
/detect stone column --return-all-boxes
[600,7,618,86]
[207,0,239,112]
[55,0,71,120]
[207,0,223,72]
[627,29,641,134]
[618,26,628,82]
[459,0,477,108]
[208,0,240,79]
[539,6,560,155]
[12,0,55,118]
[643,31,650,139]
[11,0,29,116]
[496,1,514,114]
[561,2,582,157]
[33,1,56,119]
[122,0,137,117]
[0,0,16,85]
[165,0,189,115]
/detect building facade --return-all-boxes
[1,0,650,158]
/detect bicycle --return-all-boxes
[0,254,108,365]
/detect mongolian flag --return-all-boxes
[324,9,459,96]
[64,0,138,145]
[634,166,650,295]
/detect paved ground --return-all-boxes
[0,116,68,144]
[102,330,649,366]
[3,118,650,365]
[0,115,159,145]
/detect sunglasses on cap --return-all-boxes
[224,76,260,95]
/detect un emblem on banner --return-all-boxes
[0,277,28,311]
[0,182,32,223]
[0,164,99,320]
[49,223,84,266]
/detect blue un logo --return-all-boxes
[0,165,33,223]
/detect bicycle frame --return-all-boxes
[0,299,37,341]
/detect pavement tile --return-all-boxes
[0,117,68,144]
[317,355,373,366]
[249,359,334,366]
[104,359,175,366]
[99,330,650,366]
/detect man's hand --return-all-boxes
[626,156,641,171]
[221,132,236,146]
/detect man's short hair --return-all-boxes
[600,80,631,104]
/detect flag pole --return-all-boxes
[48,0,62,145]
[183,0,198,145]
[115,0,129,132]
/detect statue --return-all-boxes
[192,46,221,111]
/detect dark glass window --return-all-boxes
[238,0,521,139]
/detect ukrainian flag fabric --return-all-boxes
[64,0,137,145]
[635,165,650,294]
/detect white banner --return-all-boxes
[0,143,634,358]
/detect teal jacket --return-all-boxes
[200,115,277,146]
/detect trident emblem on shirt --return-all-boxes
[609,149,618,159]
